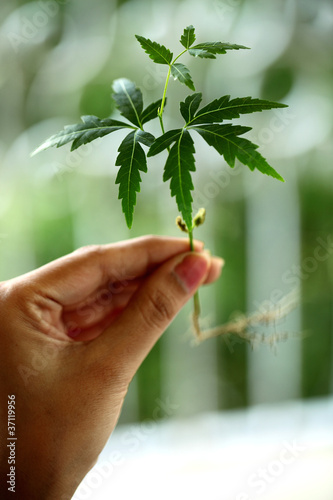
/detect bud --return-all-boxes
[193,208,206,227]
[176,216,188,233]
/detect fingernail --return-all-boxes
[202,249,224,269]
[213,257,225,269]
[174,253,210,292]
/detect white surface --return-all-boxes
[74,397,333,500]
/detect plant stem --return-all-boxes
[173,48,188,64]
[188,227,194,251]
[158,49,187,125]
[158,52,202,338]
[159,65,171,120]
[188,228,201,337]
[159,114,166,134]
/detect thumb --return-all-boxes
[95,251,211,372]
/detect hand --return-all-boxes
[0,235,223,499]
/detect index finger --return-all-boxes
[14,236,204,306]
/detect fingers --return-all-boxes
[63,281,140,340]
[93,251,223,375]
[204,256,225,284]
[63,256,224,341]
[13,236,204,307]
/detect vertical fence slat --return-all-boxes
[300,180,333,399]
[214,197,249,409]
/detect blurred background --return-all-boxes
[0,0,333,498]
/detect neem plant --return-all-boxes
[32,26,287,339]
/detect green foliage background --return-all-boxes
[0,0,332,423]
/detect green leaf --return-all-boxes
[180,93,202,123]
[188,48,217,59]
[171,63,195,91]
[141,98,164,125]
[135,35,173,65]
[115,130,148,229]
[147,129,182,157]
[192,124,284,181]
[180,25,196,49]
[189,42,249,59]
[190,95,288,125]
[31,116,132,155]
[163,130,196,229]
[112,78,143,128]
[135,129,155,147]
[191,123,250,161]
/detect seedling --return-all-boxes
[32,26,287,339]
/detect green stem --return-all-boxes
[173,48,188,64]
[158,49,188,130]
[193,291,201,322]
[159,65,171,121]
[188,227,194,251]
[188,228,201,333]
[158,50,202,337]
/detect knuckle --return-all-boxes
[136,234,158,247]
[139,287,176,330]
[0,281,32,338]
[72,244,106,271]
[0,280,27,309]
[74,244,104,257]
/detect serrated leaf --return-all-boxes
[112,78,143,128]
[188,48,217,59]
[189,42,249,59]
[180,25,196,49]
[192,124,284,181]
[191,124,251,162]
[147,129,182,157]
[190,95,288,125]
[31,116,132,156]
[135,35,173,65]
[135,129,155,147]
[141,98,164,125]
[163,130,196,229]
[171,63,195,91]
[115,130,148,229]
[180,93,202,123]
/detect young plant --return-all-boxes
[32,26,287,339]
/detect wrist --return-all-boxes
[15,430,84,500]
[1,450,80,500]
[1,423,82,500]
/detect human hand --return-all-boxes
[0,236,223,499]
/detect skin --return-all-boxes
[0,235,223,499]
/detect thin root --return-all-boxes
[191,287,302,346]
